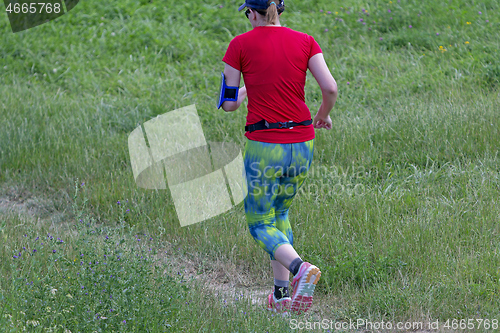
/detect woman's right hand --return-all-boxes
[313,112,332,130]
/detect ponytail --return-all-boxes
[265,1,279,25]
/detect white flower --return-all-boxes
[51,288,57,294]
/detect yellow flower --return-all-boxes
[466,22,471,24]
[335,12,338,14]
[389,1,392,3]
[465,41,469,44]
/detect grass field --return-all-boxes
[1,0,499,331]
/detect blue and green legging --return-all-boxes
[243,138,314,260]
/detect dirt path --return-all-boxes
[0,188,440,333]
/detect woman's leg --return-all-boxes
[243,140,292,261]
[272,139,314,271]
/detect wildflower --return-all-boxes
[465,41,469,44]
[35,237,39,241]
[379,37,383,40]
[388,9,391,13]
[53,250,56,253]
[123,320,126,324]
[335,12,338,14]
[409,25,412,28]
[117,201,120,205]
[81,182,85,186]
[478,11,482,14]
[327,11,331,14]
[486,20,489,23]
[50,289,57,295]
[319,9,323,13]
[347,82,350,85]
[33,249,37,253]
[105,235,109,240]
[23,247,26,250]
[13,255,18,259]
[466,22,471,24]
[324,28,329,32]
[436,33,439,35]
[126,209,129,213]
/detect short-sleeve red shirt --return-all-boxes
[222,26,322,144]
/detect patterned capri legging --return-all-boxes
[243,138,315,260]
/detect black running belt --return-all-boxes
[245,119,313,133]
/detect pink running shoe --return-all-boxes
[290,262,321,315]
[267,293,291,314]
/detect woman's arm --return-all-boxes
[308,53,338,129]
[221,63,247,112]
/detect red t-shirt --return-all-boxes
[222,26,322,144]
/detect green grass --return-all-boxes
[1,0,500,331]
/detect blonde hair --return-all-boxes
[265,1,279,25]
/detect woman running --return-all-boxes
[220,0,337,314]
